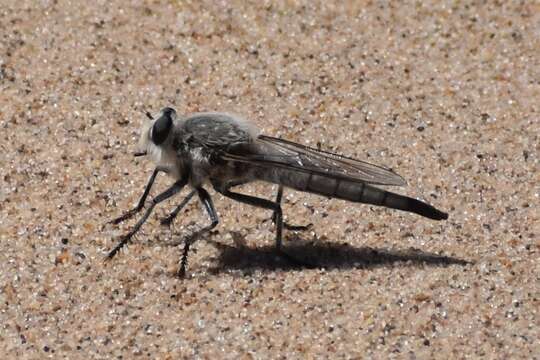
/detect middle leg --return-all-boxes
[160,190,197,226]
[177,187,219,278]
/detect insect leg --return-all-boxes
[216,183,313,268]
[109,167,165,225]
[271,185,312,231]
[106,177,187,260]
[178,187,219,278]
[160,190,197,226]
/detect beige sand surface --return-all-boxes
[1,1,538,358]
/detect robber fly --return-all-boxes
[107,107,448,277]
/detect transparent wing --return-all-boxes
[221,135,406,186]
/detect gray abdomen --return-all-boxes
[255,168,448,220]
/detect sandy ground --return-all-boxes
[1,0,538,358]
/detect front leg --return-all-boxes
[109,167,165,225]
[105,177,187,260]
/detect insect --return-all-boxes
[107,107,448,277]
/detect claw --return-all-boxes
[269,212,312,231]
[283,222,313,231]
[160,216,174,227]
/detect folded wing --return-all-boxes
[221,135,407,186]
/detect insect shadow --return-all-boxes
[205,234,472,274]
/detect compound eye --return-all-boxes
[151,113,173,145]
[161,107,176,116]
